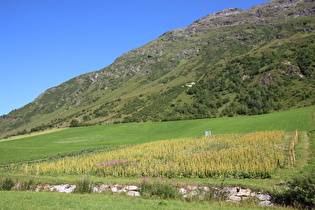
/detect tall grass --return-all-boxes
[20,131,285,179]
[74,175,93,194]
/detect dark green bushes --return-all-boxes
[272,169,315,209]
[0,175,39,191]
[69,119,81,127]
[0,175,15,190]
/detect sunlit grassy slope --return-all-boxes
[0,106,313,166]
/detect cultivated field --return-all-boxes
[18,131,285,179]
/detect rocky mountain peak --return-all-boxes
[191,8,245,25]
[172,0,313,37]
[249,0,314,17]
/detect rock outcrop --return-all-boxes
[29,183,273,206]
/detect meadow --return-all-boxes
[0,106,313,166]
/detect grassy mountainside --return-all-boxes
[1,0,314,138]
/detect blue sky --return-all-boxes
[0,0,270,116]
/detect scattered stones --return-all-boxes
[186,184,198,191]
[177,185,272,206]
[11,182,21,191]
[260,200,273,206]
[99,184,110,191]
[16,182,273,206]
[226,187,272,205]
[228,194,242,202]
[125,185,139,191]
[179,188,187,194]
[225,187,238,194]
[202,186,210,192]
[256,193,271,201]
[236,188,252,197]
[188,190,198,197]
[45,184,76,194]
[126,191,141,197]
[92,187,99,193]
[111,186,119,193]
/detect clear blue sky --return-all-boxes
[0,0,270,116]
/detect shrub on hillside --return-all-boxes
[272,170,315,209]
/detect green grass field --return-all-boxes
[0,191,287,210]
[0,106,313,166]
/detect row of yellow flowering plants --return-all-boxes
[22,131,285,178]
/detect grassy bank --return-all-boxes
[0,191,287,210]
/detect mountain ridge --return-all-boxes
[1,0,314,138]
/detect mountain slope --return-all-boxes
[1,0,315,138]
